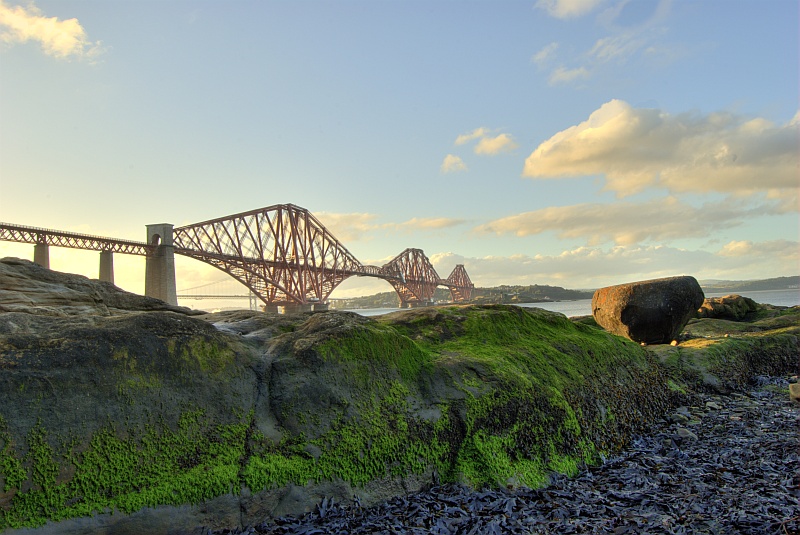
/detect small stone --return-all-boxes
[705,401,722,410]
[675,428,698,441]
[670,413,690,424]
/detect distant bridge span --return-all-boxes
[0,204,473,311]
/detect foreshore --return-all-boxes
[215,376,798,535]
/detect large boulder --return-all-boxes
[592,276,704,344]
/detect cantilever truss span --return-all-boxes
[0,204,475,307]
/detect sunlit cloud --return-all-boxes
[718,239,798,259]
[524,99,800,199]
[475,133,518,155]
[455,127,518,156]
[536,0,605,19]
[548,66,590,84]
[0,0,103,60]
[455,127,490,146]
[440,154,468,173]
[475,196,784,246]
[314,212,379,243]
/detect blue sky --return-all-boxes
[0,0,797,304]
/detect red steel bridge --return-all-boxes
[0,204,473,311]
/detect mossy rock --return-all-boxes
[648,308,799,393]
[2,302,795,533]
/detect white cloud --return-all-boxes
[718,239,797,259]
[454,128,518,156]
[475,196,785,246]
[536,0,605,19]
[589,32,647,62]
[548,66,590,85]
[440,154,468,173]
[455,127,490,146]
[0,0,102,60]
[532,42,559,66]
[313,212,379,243]
[474,133,518,155]
[523,99,800,198]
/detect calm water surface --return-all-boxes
[345,288,800,319]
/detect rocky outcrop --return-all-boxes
[696,294,759,320]
[0,257,200,317]
[0,260,797,534]
[0,259,675,533]
[592,276,705,344]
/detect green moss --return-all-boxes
[0,417,26,492]
[176,338,237,374]
[8,305,754,529]
[0,411,249,530]
[244,382,452,491]
[317,322,433,384]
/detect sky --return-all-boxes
[0,0,798,308]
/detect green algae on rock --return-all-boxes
[1,302,670,532]
[647,307,800,393]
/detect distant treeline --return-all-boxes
[700,276,800,293]
[331,284,593,309]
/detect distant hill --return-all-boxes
[699,276,800,293]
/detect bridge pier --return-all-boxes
[404,301,433,308]
[262,304,280,314]
[33,243,49,268]
[282,303,313,314]
[99,251,114,284]
[145,224,177,306]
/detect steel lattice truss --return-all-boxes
[445,264,474,302]
[383,248,442,306]
[172,204,369,305]
[1,205,475,307]
[0,223,152,255]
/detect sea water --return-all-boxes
[349,288,800,319]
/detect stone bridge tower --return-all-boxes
[144,224,177,305]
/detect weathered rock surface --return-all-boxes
[0,257,200,317]
[592,276,705,344]
[0,260,797,534]
[696,293,759,320]
[0,260,673,533]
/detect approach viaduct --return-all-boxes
[0,204,474,313]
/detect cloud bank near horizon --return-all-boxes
[431,239,799,290]
[475,195,787,246]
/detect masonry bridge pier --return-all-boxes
[0,204,474,313]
